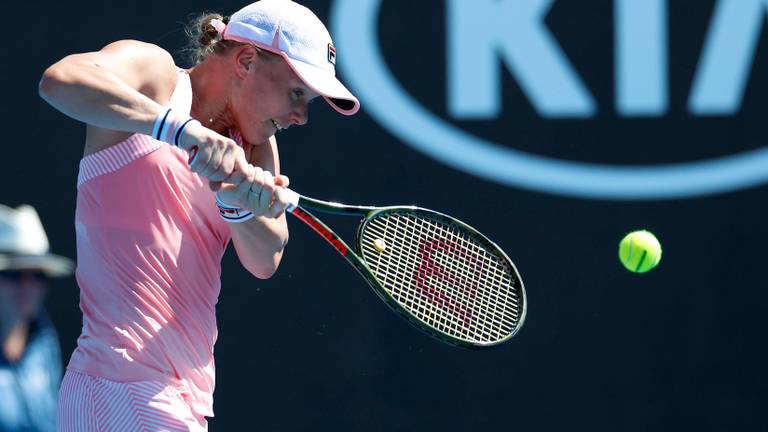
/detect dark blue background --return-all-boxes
[11,0,768,430]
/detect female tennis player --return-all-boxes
[39,0,359,430]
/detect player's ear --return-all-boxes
[233,45,258,78]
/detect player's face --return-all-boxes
[232,49,319,144]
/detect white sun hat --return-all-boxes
[0,204,74,278]
[214,0,360,115]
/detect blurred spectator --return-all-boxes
[0,205,73,432]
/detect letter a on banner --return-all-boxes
[690,0,768,114]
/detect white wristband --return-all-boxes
[215,195,254,223]
[152,108,199,148]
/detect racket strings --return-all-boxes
[359,211,522,344]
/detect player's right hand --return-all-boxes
[178,121,251,186]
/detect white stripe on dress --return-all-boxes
[77,134,163,188]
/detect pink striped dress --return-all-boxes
[57,69,231,431]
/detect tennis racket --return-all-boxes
[283,189,527,349]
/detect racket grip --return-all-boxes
[283,188,300,212]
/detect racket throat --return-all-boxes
[291,207,349,256]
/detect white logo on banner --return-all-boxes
[330,0,768,200]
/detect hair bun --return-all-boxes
[185,13,242,65]
[209,18,226,35]
[197,14,224,48]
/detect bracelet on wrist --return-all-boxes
[215,195,254,223]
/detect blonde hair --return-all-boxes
[184,12,281,65]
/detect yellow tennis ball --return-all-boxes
[619,230,662,273]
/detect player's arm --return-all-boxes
[38,40,177,140]
[39,40,251,183]
[228,136,290,279]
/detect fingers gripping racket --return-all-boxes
[283,190,527,349]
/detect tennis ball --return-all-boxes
[373,238,386,252]
[619,230,662,273]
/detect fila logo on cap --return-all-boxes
[327,43,337,65]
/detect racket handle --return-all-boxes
[284,188,300,212]
[184,146,299,211]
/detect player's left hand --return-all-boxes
[216,168,291,218]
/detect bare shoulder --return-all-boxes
[82,40,180,155]
[96,40,178,100]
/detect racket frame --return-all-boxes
[287,194,526,349]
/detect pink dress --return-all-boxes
[61,69,230,425]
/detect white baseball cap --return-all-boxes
[0,204,74,278]
[214,0,360,116]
